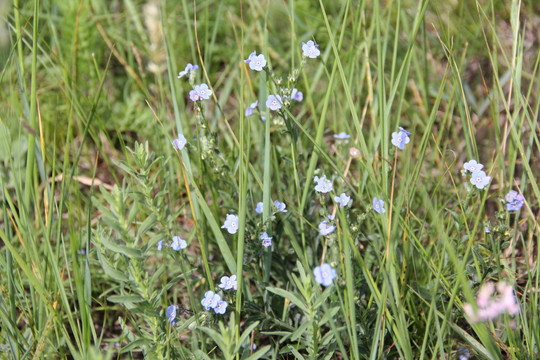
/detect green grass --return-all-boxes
[1,0,539,358]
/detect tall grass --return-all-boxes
[0,0,538,359]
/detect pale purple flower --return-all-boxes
[201,291,220,310]
[372,197,385,214]
[302,40,321,58]
[334,193,351,207]
[463,160,484,173]
[244,51,266,71]
[194,83,212,100]
[214,300,228,314]
[245,101,258,117]
[173,134,187,150]
[166,305,177,325]
[398,126,411,136]
[470,170,491,190]
[189,89,200,102]
[266,95,282,111]
[255,202,263,214]
[314,175,333,193]
[157,240,164,251]
[291,88,303,102]
[221,214,239,234]
[313,263,336,286]
[391,130,410,150]
[170,236,187,251]
[273,200,287,213]
[319,220,336,236]
[261,232,272,248]
[463,282,520,323]
[178,63,199,78]
[218,275,237,290]
[505,190,525,211]
[333,132,350,140]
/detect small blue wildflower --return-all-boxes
[218,275,237,291]
[458,347,470,360]
[391,129,410,150]
[214,300,228,314]
[291,88,303,102]
[319,220,336,236]
[245,101,258,117]
[313,263,336,287]
[173,134,187,150]
[398,126,411,136]
[261,232,272,248]
[77,249,85,255]
[372,197,385,214]
[221,214,239,234]
[201,291,220,310]
[463,160,483,173]
[334,193,351,208]
[333,132,350,140]
[244,51,266,71]
[194,84,212,100]
[255,202,263,214]
[166,305,177,325]
[485,226,490,233]
[505,190,525,211]
[157,240,164,251]
[189,89,200,102]
[266,95,282,111]
[470,170,491,190]
[314,175,333,193]
[170,236,187,251]
[302,40,320,58]
[273,200,287,213]
[261,115,266,122]
[178,63,198,78]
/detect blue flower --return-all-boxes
[189,89,200,102]
[157,240,164,251]
[463,160,484,173]
[214,300,228,314]
[458,347,470,360]
[291,88,303,102]
[201,291,220,310]
[194,84,212,100]
[170,236,187,251]
[221,214,239,234]
[470,170,491,190]
[261,232,272,248]
[173,134,187,150]
[485,226,490,233]
[166,305,177,325]
[178,63,199,78]
[314,175,333,193]
[505,190,525,211]
[391,129,410,150]
[302,40,320,58]
[273,200,287,213]
[334,193,351,208]
[313,263,336,286]
[372,197,385,214]
[218,275,237,290]
[244,51,266,71]
[245,101,258,117]
[333,132,350,140]
[266,95,282,111]
[398,126,411,136]
[255,202,263,214]
[319,220,336,236]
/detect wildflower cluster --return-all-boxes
[463,160,491,190]
[463,282,520,323]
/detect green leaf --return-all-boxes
[266,287,309,314]
[96,249,129,282]
[244,345,271,360]
[99,236,142,259]
[107,295,144,304]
